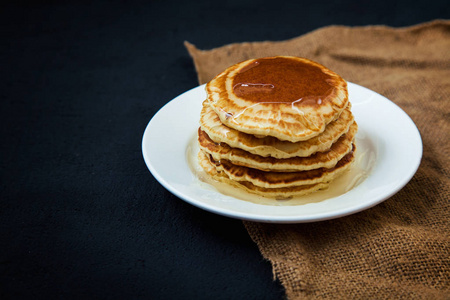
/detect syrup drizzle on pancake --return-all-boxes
[233,57,335,105]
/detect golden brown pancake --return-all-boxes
[199,143,355,192]
[197,150,329,199]
[200,101,355,158]
[207,145,355,189]
[198,121,357,172]
[206,56,349,142]
[198,56,357,199]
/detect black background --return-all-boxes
[1,1,448,299]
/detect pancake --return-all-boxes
[198,56,358,200]
[198,121,357,172]
[206,56,348,142]
[200,101,355,158]
[200,144,355,189]
[198,150,329,199]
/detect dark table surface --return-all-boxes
[1,1,448,299]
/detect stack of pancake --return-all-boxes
[197,56,357,199]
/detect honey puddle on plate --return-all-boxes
[186,132,375,206]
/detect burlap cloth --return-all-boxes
[185,20,450,299]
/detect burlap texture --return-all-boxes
[185,20,450,299]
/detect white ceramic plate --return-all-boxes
[142,83,422,223]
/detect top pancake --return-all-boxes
[206,56,349,142]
